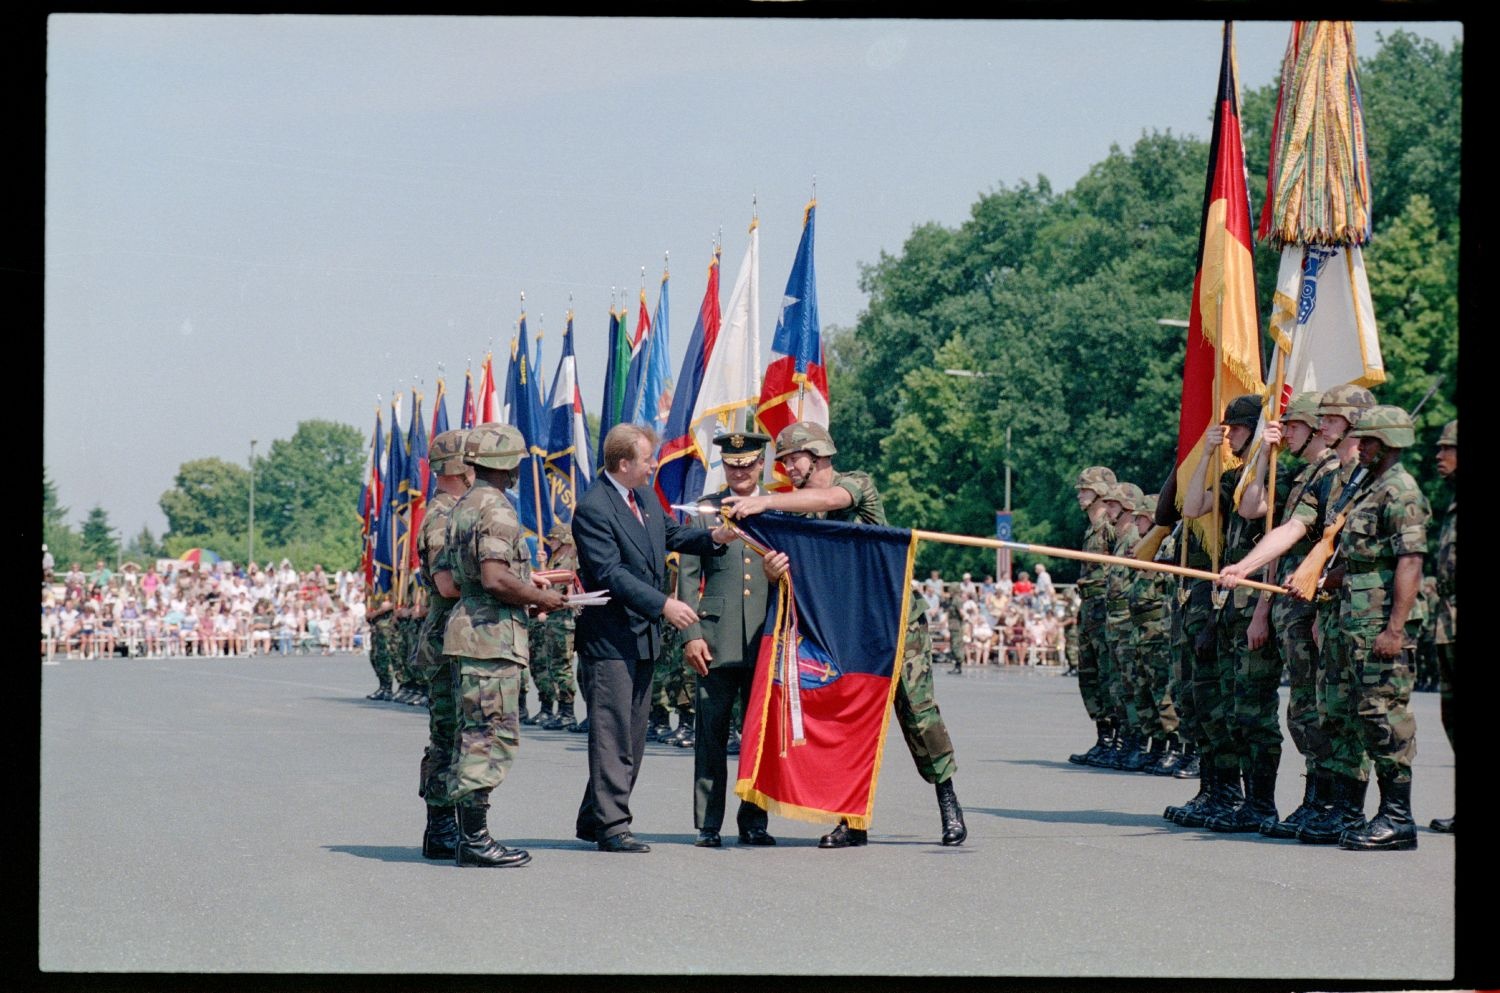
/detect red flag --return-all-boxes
[478,353,499,424]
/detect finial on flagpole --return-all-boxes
[811,175,816,200]
[437,361,445,377]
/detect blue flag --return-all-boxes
[544,313,594,525]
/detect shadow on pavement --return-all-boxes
[969,805,1168,829]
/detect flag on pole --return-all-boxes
[1173,23,1265,559]
[654,247,722,515]
[544,311,594,524]
[460,368,477,430]
[635,267,674,433]
[376,395,406,598]
[597,304,628,471]
[427,378,450,505]
[621,287,653,433]
[405,390,429,576]
[478,353,499,425]
[510,315,554,560]
[501,335,518,426]
[757,201,829,450]
[732,513,917,830]
[360,406,385,594]
[1261,21,1384,396]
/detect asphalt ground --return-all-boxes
[37,651,1465,986]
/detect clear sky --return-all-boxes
[44,15,1462,546]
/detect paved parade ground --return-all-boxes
[38,652,1461,984]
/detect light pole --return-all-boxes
[248,439,257,569]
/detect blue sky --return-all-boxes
[44,15,1462,545]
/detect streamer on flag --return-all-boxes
[731,513,917,830]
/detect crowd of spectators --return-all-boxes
[41,553,368,661]
[919,565,1078,668]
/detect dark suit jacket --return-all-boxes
[678,488,770,667]
[572,475,724,661]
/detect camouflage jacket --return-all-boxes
[440,478,531,663]
[821,470,886,526]
[1434,494,1455,644]
[1337,460,1430,627]
[1275,449,1341,583]
[1104,521,1140,613]
[1076,516,1115,599]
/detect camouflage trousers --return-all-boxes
[1179,581,1220,752]
[1129,604,1177,740]
[533,614,577,707]
[1101,604,1132,725]
[418,655,460,805]
[1322,607,1417,784]
[448,658,523,804]
[1075,596,1109,723]
[395,617,423,690]
[368,620,396,687]
[650,626,695,724]
[1206,590,1282,775]
[1273,596,1330,768]
[1436,642,1455,753]
[893,613,956,785]
[1063,621,1079,672]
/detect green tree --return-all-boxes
[43,468,84,566]
[80,505,119,563]
[160,458,249,544]
[256,420,364,568]
[123,525,165,562]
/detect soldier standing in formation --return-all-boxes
[678,431,777,848]
[410,428,471,860]
[364,594,397,701]
[1125,493,1181,772]
[536,523,582,731]
[438,423,569,867]
[1067,466,1118,766]
[1429,420,1456,834]
[1100,481,1145,769]
[724,420,966,849]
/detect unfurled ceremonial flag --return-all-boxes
[544,312,593,524]
[427,378,450,505]
[1173,23,1265,560]
[478,353,499,425]
[757,202,829,463]
[375,396,405,597]
[1261,21,1384,397]
[510,316,554,561]
[460,368,477,430]
[405,391,429,579]
[501,336,518,426]
[654,247,722,516]
[621,288,653,434]
[732,513,917,829]
[596,305,627,471]
[635,268,673,434]
[360,407,385,594]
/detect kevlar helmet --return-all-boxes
[1438,420,1457,447]
[1222,394,1262,428]
[1350,405,1415,449]
[1282,392,1322,429]
[1075,466,1116,493]
[463,423,526,470]
[429,429,470,476]
[1137,493,1159,518]
[1317,384,1377,424]
[1115,482,1144,513]
[774,421,837,459]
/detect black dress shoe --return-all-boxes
[568,716,591,734]
[598,832,651,853]
[818,821,867,848]
[1429,816,1455,833]
[694,830,722,848]
[737,827,777,846]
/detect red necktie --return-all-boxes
[626,490,644,525]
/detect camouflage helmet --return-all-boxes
[1115,482,1144,513]
[429,429,470,476]
[774,421,837,459]
[1350,405,1415,449]
[1317,384,1377,424]
[1282,391,1323,429]
[1437,420,1457,447]
[1075,465,1116,493]
[1222,394,1262,428]
[462,423,526,470]
[1136,493,1159,518]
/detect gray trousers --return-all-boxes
[693,665,766,834]
[575,656,653,841]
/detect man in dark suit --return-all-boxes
[572,423,732,853]
[679,431,777,848]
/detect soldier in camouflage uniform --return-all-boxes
[1430,419,1456,833]
[411,428,471,859]
[1067,466,1118,766]
[1125,494,1179,771]
[364,597,397,701]
[1220,384,1378,842]
[438,423,569,867]
[538,523,581,731]
[724,421,965,849]
[1098,482,1144,769]
[392,589,426,707]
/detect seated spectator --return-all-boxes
[251,599,274,655]
[142,608,162,658]
[1012,571,1035,606]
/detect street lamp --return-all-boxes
[248,439,257,569]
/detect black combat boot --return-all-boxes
[516,690,532,725]
[936,779,967,846]
[569,715,591,734]
[1339,775,1417,851]
[726,728,741,755]
[1429,815,1455,833]
[674,719,697,748]
[1262,767,1330,839]
[1207,755,1279,833]
[1165,756,1214,823]
[366,679,392,702]
[1177,758,1244,828]
[1297,774,1369,845]
[522,699,552,727]
[1122,736,1159,773]
[1150,733,1183,775]
[422,804,460,860]
[1172,743,1201,779]
[818,820,868,849]
[389,682,412,704]
[662,716,692,744]
[1069,720,1113,766]
[542,700,575,731]
[455,794,531,867]
[1089,726,1130,769]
